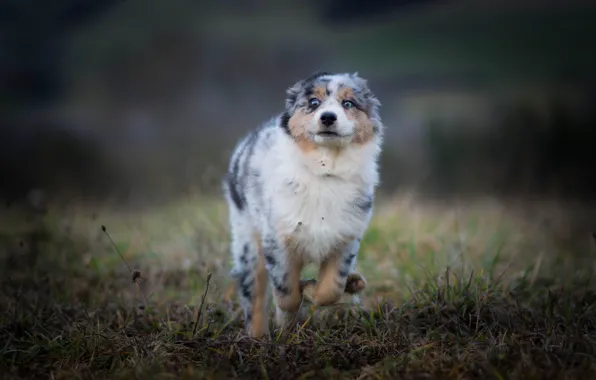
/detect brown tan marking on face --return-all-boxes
[337,86,376,145]
[288,85,330,152]
[311,85,327,102]
[288,109,318,152]
[337,86,354,103]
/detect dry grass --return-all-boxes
[1,193,596,379]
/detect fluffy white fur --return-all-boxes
[261,127,380,262]
[223,72,383,337]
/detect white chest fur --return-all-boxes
[260,133,380,263]
[275,174,367,262]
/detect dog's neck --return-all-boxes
[292,138,381,182]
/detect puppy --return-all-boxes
[223,71,384,337]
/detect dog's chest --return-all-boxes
[272,172,366,259]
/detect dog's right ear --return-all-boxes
[285,79,304,111]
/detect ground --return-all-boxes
[1,192,596,379]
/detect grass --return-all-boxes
[1,192,596,379]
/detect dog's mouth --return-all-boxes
[312,131,353,144]
[317,131,340,137]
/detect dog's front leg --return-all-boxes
[262,234,305,328]
[302,238,366,306]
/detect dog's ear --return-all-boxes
[350,72,367,88]
[350,72,383,135]
[285,71,332,111]
[285,79,304,111]
[350,73,381,118]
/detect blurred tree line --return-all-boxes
[0,0,123,116]
[0,0,435,116]
[416,100,596,202]
[1,0,594,208]
[0,0,126,204]
[1,0,438,204]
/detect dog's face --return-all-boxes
[282,72,382,150]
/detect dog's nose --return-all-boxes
[320,112,337,127]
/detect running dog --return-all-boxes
[223,71,384,337]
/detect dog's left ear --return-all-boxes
[285,79,304,111]
[350,72,367,88]
[351,72,384,135]
[350,73,381,116]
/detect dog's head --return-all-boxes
[281,72,382,150]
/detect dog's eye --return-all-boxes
[342,100,355,109]
[308,98,321,108]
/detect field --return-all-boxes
[3,0,596,378]
[2,192,596,379]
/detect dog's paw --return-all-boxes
[344,272,367,294]
[299,273,366,303]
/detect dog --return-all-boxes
[222,71,384,337]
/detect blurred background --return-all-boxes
[3,3,596,376]
[1,0,595,252]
